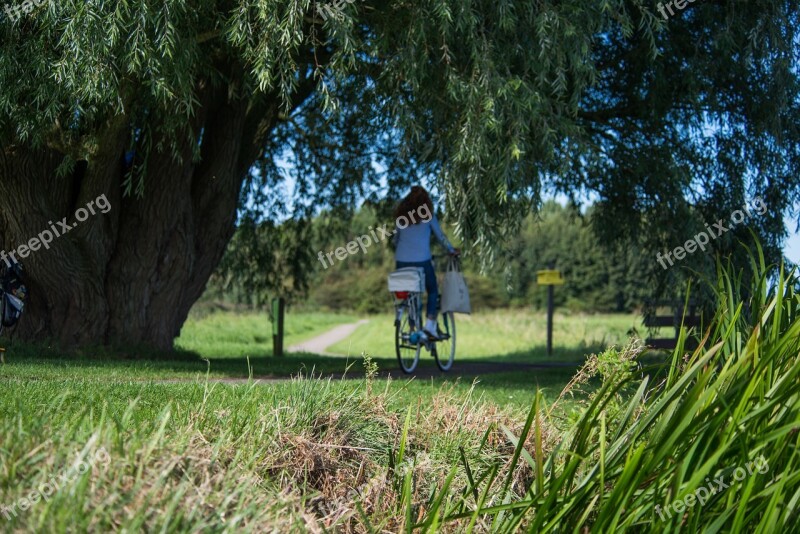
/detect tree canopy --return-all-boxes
[0,0,798,347]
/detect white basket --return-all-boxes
[388,267,425,293]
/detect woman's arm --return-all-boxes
[430,215,455,253]
[393,224,401,250]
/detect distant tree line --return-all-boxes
[202,200,723,314]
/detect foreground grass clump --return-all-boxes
[0,378,390,531]
[0,370,533,532]
[401,248,800,532]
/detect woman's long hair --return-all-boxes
[395,186,434,224]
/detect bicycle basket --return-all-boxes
[388,267,425,293]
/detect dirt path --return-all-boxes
[286,319,370,356]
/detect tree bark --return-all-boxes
[0,83,293,351]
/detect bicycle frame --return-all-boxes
[394,292,424,341]
[394,292,453,343]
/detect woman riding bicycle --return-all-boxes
[394,186,459,341]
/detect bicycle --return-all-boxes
[389,257,457,374]
[0,260,26,338]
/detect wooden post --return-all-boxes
[536,266,564,359]
[272,297,285,357]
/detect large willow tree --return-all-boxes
[0,0,797,349]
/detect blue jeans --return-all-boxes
[396,260,438,318]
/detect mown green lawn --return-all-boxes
[0,348,591,530]
[33,309,635,406]
[0,310,631,410]
[0,310,642,531]
[2,260,793,532]
[0,312,358,382]
[328,310,641,364]
[175,310,359,358]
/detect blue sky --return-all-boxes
[280,172,800,264]
[785,215,800,264]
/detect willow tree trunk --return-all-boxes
[0,84,290,351]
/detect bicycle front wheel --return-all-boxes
[434,312,456,372]
[395,307,422,374]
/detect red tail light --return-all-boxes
[394,291,410,299]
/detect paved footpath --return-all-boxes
[286,319,370,356]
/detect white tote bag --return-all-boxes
[440,257,471,314]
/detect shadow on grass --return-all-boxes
[0,338,671,382]
[0,340,399,379]
[330,340,627,366]
[459,344,601,366]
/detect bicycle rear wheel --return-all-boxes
[395,303,422,374]
[434,312,456,371]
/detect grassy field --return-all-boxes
[0,372,552,531]
[2,261,795,533]
[0,309,602,531]
[0,309,619,409]
[328,310,641,364]
[0,312,356,382]
[175,310,359,359]
[0,310,637,531]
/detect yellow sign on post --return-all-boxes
[537,269,564,357]
[537,270,565,286]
